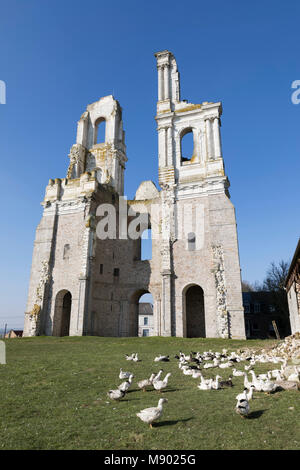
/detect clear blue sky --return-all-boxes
[0,0,299,328]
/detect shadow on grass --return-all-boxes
[246,409,268,419]
[120,398,141,402]
[154,417,194,428]
[131,388,181,394]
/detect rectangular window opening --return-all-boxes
[113,268,120,277]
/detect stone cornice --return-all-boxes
[175,176,229,200]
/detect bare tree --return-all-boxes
[262,260,291,336]
[241,280,254,292]
[241,280,263,292]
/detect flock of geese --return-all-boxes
[107,347,300,427]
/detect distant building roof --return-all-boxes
[5,330,23,338]
[138,303,153,315]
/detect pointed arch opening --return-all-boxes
[183,284,205,337]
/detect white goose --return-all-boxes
[261,379,280,394]
[154,355,170,362]
[153,372,171,392]
[136,398,168,428]
[246,385,255,400]
[236,397,250,418]
[119,368,132,380]
[272,370,284,381]
[258,371,272,381]
[118,373,134,392]
[249,370,265,392]
[219,361,234,369]
[198,377,213,390]
[192,369,203,379]
[152,369,164,383]
[236,389,248,402]
[178,360,188,368]
[137,373,156,392]
[125,353,135,361]
[211,375,222,390]
[271,368,282,379]
[203,358,219,369]
[243,372,253,390]
[236,385,255,402]
[107,389,126,400]
[132,353,140,362]
[232,368,245,377]
[287,367,300,382]
[179,351,193,362]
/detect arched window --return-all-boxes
[181,128,194,163]
[95,118,106,144]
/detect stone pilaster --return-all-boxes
[164,65,170,100]
[213,117,222,159]
[75,211,96,336]
[158,66,164,101]
[160,184,176,336]
[205,117,213,160]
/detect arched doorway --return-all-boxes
[138,292,154,337]
[129,290,153,337]
[53,290,72,336]
[184,284,205,337]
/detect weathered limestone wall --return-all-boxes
[287,284,300,334]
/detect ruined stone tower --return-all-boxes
[24,51,246,339]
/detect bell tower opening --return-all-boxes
[95,118,106,144]
[181,128,195,163]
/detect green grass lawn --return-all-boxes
[0,336,299,450]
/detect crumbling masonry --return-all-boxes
[24,51,246,339]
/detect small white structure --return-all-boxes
[138,303,154,337]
